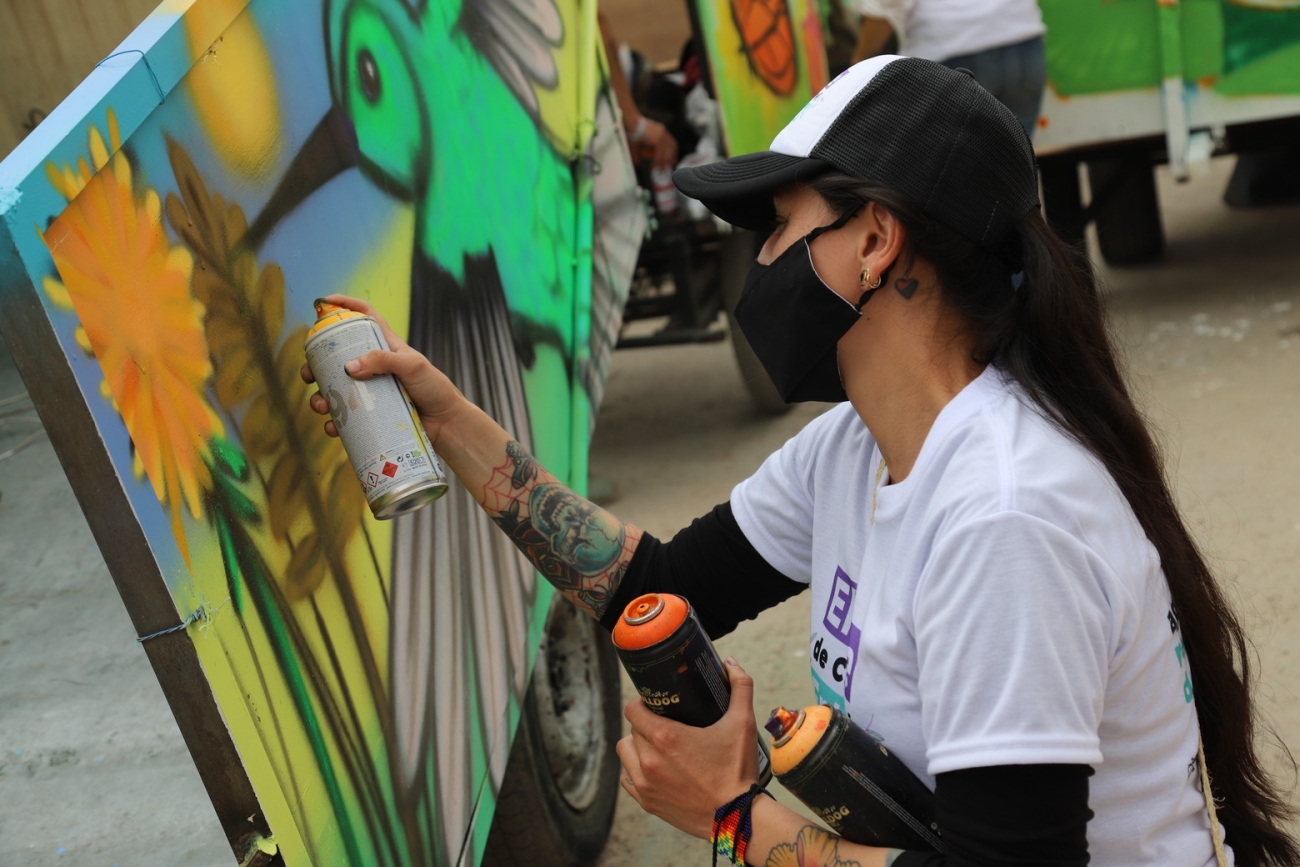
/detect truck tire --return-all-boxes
[1225,147,1300,208]
[1038,155,1087,250]
[1088,154,1165,266]
[480,595,623,867]
[719,229,791,416]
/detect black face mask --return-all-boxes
[733,210,877,404]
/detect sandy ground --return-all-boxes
[2,156,1299,865]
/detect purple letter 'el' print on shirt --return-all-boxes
[823,567,862,700]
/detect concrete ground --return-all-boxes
[2,156,1299,865]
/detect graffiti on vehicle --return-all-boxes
[1043,0,1300,97]
[692,0,829,155]
[16,0,641,864]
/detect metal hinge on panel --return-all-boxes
[237,832,279,867]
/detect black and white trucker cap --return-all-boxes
[674,55,1039,250]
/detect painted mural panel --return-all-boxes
[0,0,641,864]
[1042,0,1300,98]
[690,0,830,155]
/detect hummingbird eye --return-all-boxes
[357,49,381,104]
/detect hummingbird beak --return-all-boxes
[241,106,360,252]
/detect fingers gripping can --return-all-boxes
[612,593,772,785]
[765,705,943,852]
[304,299,448,519]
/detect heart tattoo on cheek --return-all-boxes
[894,277,919,300]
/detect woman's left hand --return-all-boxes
[616,658,761,839]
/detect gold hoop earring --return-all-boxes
[860,269,883,290]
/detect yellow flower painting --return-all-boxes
[41,110,223,560]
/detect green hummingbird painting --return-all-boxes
[243,0,643,860]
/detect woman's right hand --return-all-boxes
[302,294,645,621]
[301,294,467,446]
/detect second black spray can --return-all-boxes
[765,704,942,852]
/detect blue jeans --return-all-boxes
[943,36,1046,137]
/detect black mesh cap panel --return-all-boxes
[808,58,1039,248]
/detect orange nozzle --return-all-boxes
[765,706,801,741]
[611,593,689,650]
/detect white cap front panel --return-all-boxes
[770,55,904,157]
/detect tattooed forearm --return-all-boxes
[765,827,862,867]
[481,440,640,617]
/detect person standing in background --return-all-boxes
[849,0,1046,136]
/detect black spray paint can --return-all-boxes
[612,593,772,785]
[766,705,943,852]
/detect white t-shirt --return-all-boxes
[732,367,1228,866]
[849,0,1046,62]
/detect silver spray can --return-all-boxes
[303,299,448,519]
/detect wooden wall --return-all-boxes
[601,0,692,67]
[0,0,161,159]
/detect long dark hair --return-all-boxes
[810,173,1297,866]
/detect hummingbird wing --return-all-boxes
[459,0,644,420]
[585,79,647,425]
[390,250,537,858]
[458,0,563,121]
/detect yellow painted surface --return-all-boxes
[183,0,283,177]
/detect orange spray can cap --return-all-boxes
[766,704,834,776]
[306,297,366,339]
[611,593,690,650]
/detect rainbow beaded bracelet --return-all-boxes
[712,784,771,866]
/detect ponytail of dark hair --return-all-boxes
[811,173,1298,866]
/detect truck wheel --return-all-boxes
[480,595,623,867]
[720,229,791,416]
[1088,154,1165,266]
[1038,155,1087,250]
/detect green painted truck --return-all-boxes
[1035,0,1300,264]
